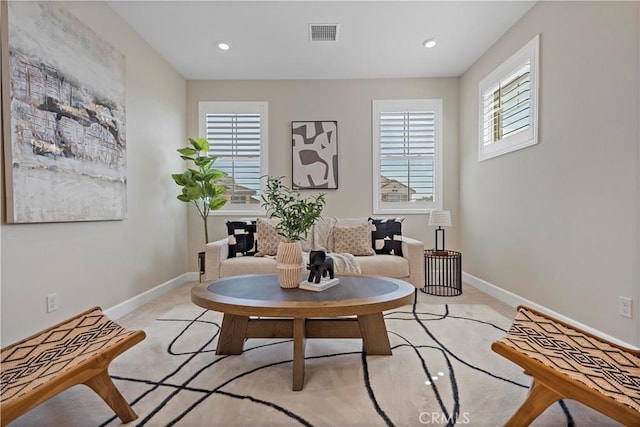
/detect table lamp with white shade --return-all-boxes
[428,210,451,254]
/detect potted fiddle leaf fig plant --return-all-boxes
[172,137,227,277]
[261,175,326,288]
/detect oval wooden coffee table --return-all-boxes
[191,274,414,391]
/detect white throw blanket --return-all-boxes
[305,217,362,274]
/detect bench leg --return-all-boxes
[84,370,138,423]
[505,379,562,427]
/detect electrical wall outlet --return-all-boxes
[46,293,58,313]
[618,296,632,318]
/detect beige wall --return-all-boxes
[0,2,188,345]
[186,78,460,270]
[460,1,640,345]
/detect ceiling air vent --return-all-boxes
[309,24,339,42]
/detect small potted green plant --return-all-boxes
[261,175,326,242]
[172,137,227,274]
[261,176,326,287]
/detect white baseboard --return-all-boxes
[463,271,639,350]
[185,271,201,282]
[104,272,200,320]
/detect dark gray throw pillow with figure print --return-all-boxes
[225,220,257,258]
[369,217,404,256]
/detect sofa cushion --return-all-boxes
[333,222,375,256]
[219,253,410,281]
[220,256,278,277]
[225,220,257,257]
[357,254,409,278]
[370,217,404,256]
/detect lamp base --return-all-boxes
[434,228,446,252]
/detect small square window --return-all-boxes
[478,35,539,161]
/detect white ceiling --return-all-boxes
[107,1,536,80]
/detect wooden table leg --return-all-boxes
[292,318,306,391]
[357,312,392,355]
[216,314,249,354]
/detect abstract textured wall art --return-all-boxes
[1,1,126,223]
[291,121,338,189]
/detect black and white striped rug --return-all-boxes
[12,302,616,426]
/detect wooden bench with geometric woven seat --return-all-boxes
[492,305,640,426]
[1,307,145,426]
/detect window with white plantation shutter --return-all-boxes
[479,35,539,161]
[199,102,268,214]
[372,99,443,214]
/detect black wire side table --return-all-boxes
[198,251,206,283]
[420,250,462,296]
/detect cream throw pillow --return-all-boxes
[333,222,376,256]
[255,217,313,255]
[313,217,369,252]
[255,218,284,256]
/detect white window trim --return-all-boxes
[478,34,539,161]
[372,99,443,215]
[198,101,268,215]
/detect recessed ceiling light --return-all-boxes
[423,39,437,49]
[217,41,230,51]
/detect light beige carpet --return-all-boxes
[10,285,619,426]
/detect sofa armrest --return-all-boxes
[204,238,229,282]
[401,236,425,289]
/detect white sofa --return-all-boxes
[203,217,425,289]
